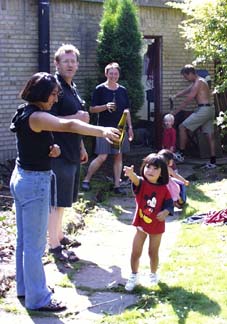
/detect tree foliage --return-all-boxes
[167,0,227,92]
[97,0,144,120]
[97,0,119,72]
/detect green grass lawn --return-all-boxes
[97,178,227,324]
[183,178,227,218]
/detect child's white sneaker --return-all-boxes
[125,273,139,291]
[201,162,216,169]
[150,272,159,286]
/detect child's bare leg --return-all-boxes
[148,234,162,273]
[131,229,147,273]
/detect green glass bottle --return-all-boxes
[112,92,117,111]
[112,110,127,151]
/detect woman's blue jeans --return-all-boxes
[10,165,52,309]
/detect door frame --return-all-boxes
[143,35,163,149]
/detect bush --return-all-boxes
[97,0,144,122]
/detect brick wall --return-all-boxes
[0,0,38,161]
[0,0,213,162]
[50,1,102,91]
[139,6,214,113]
[0,0,102,162]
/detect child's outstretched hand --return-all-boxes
[123,165,140,186]
[123,165,134,178]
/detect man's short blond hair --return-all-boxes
[54,44,80,62]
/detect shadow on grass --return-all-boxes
[133,282,221,324]
[178,182,213,221]
[132,281,221,324]
[77,173,134,223]
[50,256,221,322]
[186,183,213,203]
[178,177,221,221]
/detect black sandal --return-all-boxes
[49,246,67,261]
[36,298,66,312]
[81,181,91,191]
[49,246,79,262]
[113,187,126,195]
[66,250,80,262]
[60,236,81,248]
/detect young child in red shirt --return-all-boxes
[123,153,173,291]
[162,113,176,153]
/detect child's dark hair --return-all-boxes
[158,149,174,164]
[140,153,169,185]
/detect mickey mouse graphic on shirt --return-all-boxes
[139,192,157,224]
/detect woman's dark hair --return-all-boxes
[158,149,174,164]
[20,72,61,102]
[140,153,169,185]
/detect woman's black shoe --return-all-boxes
[35,298,66,312]
[81,181,91,191]
[60,236,81,248]
[113,187,126,195]
[49,246,79,262]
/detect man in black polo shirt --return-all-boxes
[48,44,89,261]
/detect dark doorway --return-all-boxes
[140,36,162,149]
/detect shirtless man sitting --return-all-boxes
[171,64,216,168]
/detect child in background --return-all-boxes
[123,153,173,291]
[162,113,176,153]
[158,149,189,208]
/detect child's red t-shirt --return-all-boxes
[132,178,173,234]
